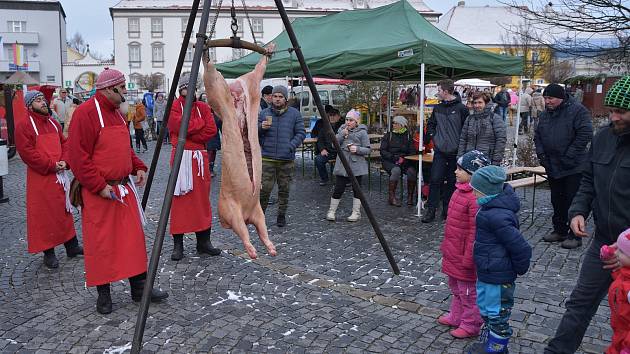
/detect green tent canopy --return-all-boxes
[216,0,522,81]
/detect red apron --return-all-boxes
[169,149,212,235]
[26,116,75,253]
[81,99,147,286]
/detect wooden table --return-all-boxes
[506,165,548,224]
[301,138,318,176]
[404,154,434,164]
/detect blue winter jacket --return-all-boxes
[258,106,306,161]
[474,184,532,284]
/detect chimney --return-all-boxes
[457,1,465,6]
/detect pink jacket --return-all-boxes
[440,182,479,282]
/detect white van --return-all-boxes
[291,84,348,118]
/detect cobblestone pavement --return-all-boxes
[0,141,611,353]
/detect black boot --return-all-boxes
[171,234,184,261]
[196,230,221,256]
[421,207,436,223]
[276,214,287,227]
[129,273,169,303]
[96,284,112,314]
[64,236,84,258]
[43,248,59,269]
[441,206,448,221]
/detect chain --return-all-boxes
[230,0,239,38]
[240,0,258,46]
[207,0,223,40]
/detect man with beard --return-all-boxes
[545,75,630,353]
[258,85,306,227]
[15,91,83,269]
[68,68,168,314]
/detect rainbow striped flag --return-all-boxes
[12,43,26,66]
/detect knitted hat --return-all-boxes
[24,90,44,107]
[95,68,125,90]
[261,85,273,95]
[393,115,408,127]
[272,85,288,98]
[470,165,506,196]
[178,74,190,90]
[617,228,630,257]
[346,109,361,121]
[605,75,630,110]
[457,150,491,175]
[543,84,565,99]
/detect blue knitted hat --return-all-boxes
[471,165,506,196]
[24,90,44,107]
[457,150,491,174]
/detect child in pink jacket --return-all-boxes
[439,150,491,338]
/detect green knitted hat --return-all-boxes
[605,75,630,110]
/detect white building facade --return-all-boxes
[110,0,440,92]
[0,0,67,85]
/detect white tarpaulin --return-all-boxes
[454,78,495,87]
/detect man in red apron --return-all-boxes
[168,76,219,261]
[15,90,83,269]
[68,68,168,314]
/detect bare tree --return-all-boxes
[341,81,390,127]
[542,59,575,82]
[68,32,87,54]
[137,73,164,92]
[502,0,629,65]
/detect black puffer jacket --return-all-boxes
[426,96,469,155]
[380,130,416,172]
[534,95,593,178]
[569,126,630,245]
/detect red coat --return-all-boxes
[168,96,217,234]
[440,182,479,282]
[607,268,630,354]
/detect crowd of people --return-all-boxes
[11,63,630,353]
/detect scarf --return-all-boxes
[271,105,288,116]
[393,127,407,134]
[477,194,499,206]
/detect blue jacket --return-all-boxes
[258,106,306,161]
[474,184,532,284]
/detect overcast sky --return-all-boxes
[59,0,500,56]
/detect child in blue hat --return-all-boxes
[467,165,532,353]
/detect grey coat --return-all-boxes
[153,100,167,121]
[333,124,371,177]
[457,105,507,165]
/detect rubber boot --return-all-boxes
[485,331,509,353]
[64,236,84,258]
[407,180,417,206]
[43,248,59,269]
[347,198,362,222]
[466,324,488,354]
[326,198,341,221]
[421,207,437,223]
[129,273,169,303]
[196,231,221,256]
[388,180,401,207]
[171,234,184,261]
[96,283,112,314]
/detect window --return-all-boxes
[317,90,330,106]
[236,18,243,35]
[331,90,346,105]
[185,43,194,62]
[232,48,244,60]
[298,91,309,107]
[128,42,141,68]
[153,73,165,91]
[128,18,140,38]
[7,21,26,32]
[46,75,55,82]
[151,43,164,67]
[531,51,540,63]
[151,18,163,38]
[181,18,188,37]
[251,18,263,33]
[129,73,142,89]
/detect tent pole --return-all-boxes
[511,76,523,167]
[141,0,201,209]
[416,63,425,217]
[387,81,392,131]
[273,0,399,275]
[131,0,212,352]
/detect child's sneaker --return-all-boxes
[437,314,458,327]
[450,327,479,339]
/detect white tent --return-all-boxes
[454,78,495,87]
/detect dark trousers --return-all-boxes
[548,173,582,240]
[427,150,457,210]
[332,175,363,199]
[134,128,147,150]
[315,154,335,182]
[155,120,162,136]
[208,150,217,172]
[173,227,210,239]
[545,239,612,353]
[519,112,530,133]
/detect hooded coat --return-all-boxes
[333,123,370,177]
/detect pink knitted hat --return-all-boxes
[95,68,126,90]
[617,228,630,256]
[345,109,361,121]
